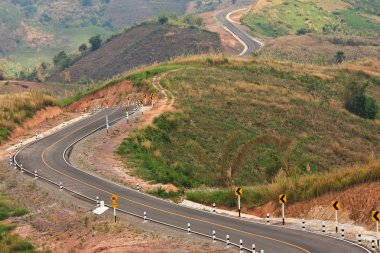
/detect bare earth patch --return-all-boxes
[260,34,380,64]
[249,181,380,230]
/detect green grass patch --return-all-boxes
[242,0,380,37]
[146,187,184,201]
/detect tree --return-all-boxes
[296,28,311,35]
[0,67,4,80]
[35,64,44,82]
[53,51,68,66]
[79,43,88,53]
[89,35,102,51]
[158,15,168,24]
[335,51,345,64]
[63,70,71,83]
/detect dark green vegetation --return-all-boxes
[117,57,380,204]
[147,187,184,201]
[242,0,380,38]
[49,21,222,83]
[343,82,378,119]
[0,0,189,69]
[0,192,45,253]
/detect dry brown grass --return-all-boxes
[187,159,380,211]
[0,91,57,143]
[259,34,380,65]
[249,0,284,14]
[309,0,351,11]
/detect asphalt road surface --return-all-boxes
[215,4,263,56]
[14,106,371,253]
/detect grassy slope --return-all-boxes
[242,0,380,38]
[116,56,380,205]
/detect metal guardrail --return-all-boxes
[10,156,252,252]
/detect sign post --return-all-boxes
[151,94,155,107]
[127,97,130,107]
[106,115,109,134]
[279,194,287,225]
[125,107,129,123]
[331,200,340,233]
[235,187,243,217]
[372,211,380,247]
[111,194,118,223]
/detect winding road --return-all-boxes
[215,3,263,56]
[14,105,370,252]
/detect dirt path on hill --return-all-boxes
[70,71,179,192]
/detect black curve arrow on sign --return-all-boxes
[280,195,286,203]
[333,201,339,210]
[373,211,380,221]
[236,188,242,195]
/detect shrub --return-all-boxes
[0,126,9,144]
[147,187,183,199]
[335,51,345,64]
[0,206,10,221]
[79,43,88,53]
[158,15,168,24]
[11,207,28,217]
[343,82,378,119]
[296,28,311,35]
[11,241,34,251]
[89,35,102,51]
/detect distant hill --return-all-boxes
[49,22,222,83]
[0,0,189,67]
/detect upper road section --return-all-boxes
[215,4,263,56]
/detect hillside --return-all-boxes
[111,56,380,210]
[119,57,380,187]
[243,0,380,38]
[240,0,380,64]
[49,54,380,224]
[0,0,189,68]
[49,22,222,83]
